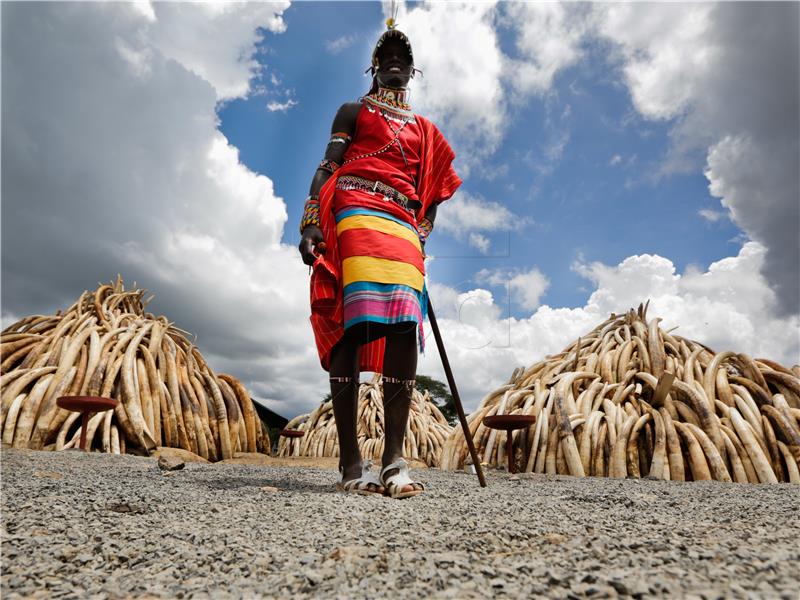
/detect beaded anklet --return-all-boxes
[383,375,416,392]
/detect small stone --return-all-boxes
[75,553,93,565]
[56,548,77,561]
[433,552,461,566]
[627,542,642,550]
[105,502,145,514]
[418,568,437,581]
[584,584,618,598]
[304,569,322,585]
[544,533,566,545]
[609,580,630,595]
[158,456,185,471]
[260,486,280,493]
[328,545,363,563]
[509,475,520,481]
[33,470,63,479]
[490,578,506,588]
[630,581,650,597]
[253,555,272,569]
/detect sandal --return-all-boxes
[335,460,385,496]
[380,458,425,499]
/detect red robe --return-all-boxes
[309,112,462,372]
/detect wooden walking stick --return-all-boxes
[427,298,487,487]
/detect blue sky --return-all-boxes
[3,2,797,416]
[219,1,743,317]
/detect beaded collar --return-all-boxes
[362,86,414,120]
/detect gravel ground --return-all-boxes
[2,448,798,599]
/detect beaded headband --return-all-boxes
[369,28,414,75]
[365,4,421,78]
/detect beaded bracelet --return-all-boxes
[417,217,433,245]
[299,196,321,234]
[318,159,340,174]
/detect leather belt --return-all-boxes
[336,175,417,211]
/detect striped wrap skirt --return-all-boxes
[334,196,428,353]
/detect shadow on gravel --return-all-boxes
[194,476,334,494]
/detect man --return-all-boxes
[298,22,461,498]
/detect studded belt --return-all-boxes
[336,175,416,211]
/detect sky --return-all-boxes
[2,1,799,420]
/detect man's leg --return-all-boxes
[328,333,364,483]
[381,321,422,493]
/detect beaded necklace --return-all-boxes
[362,86,414,120]
[344,89,414,166]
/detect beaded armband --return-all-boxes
[328,132,352,145]
[417,217,433,245]
[299,195,321,234]
[318,159,340,174]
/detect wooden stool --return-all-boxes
[56,396,118,451]
[279,429,305,439]
[482,415,536,474]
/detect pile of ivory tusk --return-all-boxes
[277,373,453,466]
[440,302,800,484]
[0,277,268,459]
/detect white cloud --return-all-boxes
[266,98,298,112]
[389,1,505,162]
[508,268,550,312]
[326,34,357,54]
[704,134,799,314]
[386,1,588,173]
[146,1,289,101]
[419,243,798,413]
[502,2,589,98]
[594,4,716,121]
[609,154,622,166]
[467,233,491,255]
[594,3,800,313]
[382,2,798,319]
[129,1,156,23]
[698,208,726,223]
[575,242,799,362]
[475,267,551,312]
[536,128,571,176]
[436,190,530,239]
[0,312,23,332]
[572,254,679,310]
[2,2,327,418]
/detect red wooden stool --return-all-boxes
[56,396,118,451]
[482,414,537,474]
[279,429,305,439]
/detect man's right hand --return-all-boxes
[299,225,325,266]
